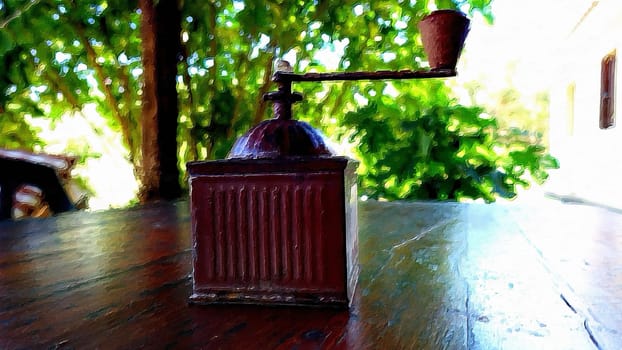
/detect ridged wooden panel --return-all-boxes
[191,173,346,295]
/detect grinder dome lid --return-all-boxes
[227,118,333,159]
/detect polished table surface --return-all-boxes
[1,199,621,349]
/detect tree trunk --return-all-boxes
[139,0,182,201]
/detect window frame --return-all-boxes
[600,50,616,129]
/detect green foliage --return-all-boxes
[0,15,43,150]
[0,0,556,203]
[0,112,42,149]
[0,0,141,161]
[343,96,558,202]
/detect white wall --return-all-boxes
[547,0,622,209]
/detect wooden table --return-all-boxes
[1,200,621,349]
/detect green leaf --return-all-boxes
[0,31,14,56]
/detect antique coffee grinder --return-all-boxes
[188,10,470,308]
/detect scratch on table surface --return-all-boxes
[560,294,577,314]
[584,319,603,350]
[388,219,457,252]
[367,218,457,284]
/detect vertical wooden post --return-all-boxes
[139,0,182,201]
